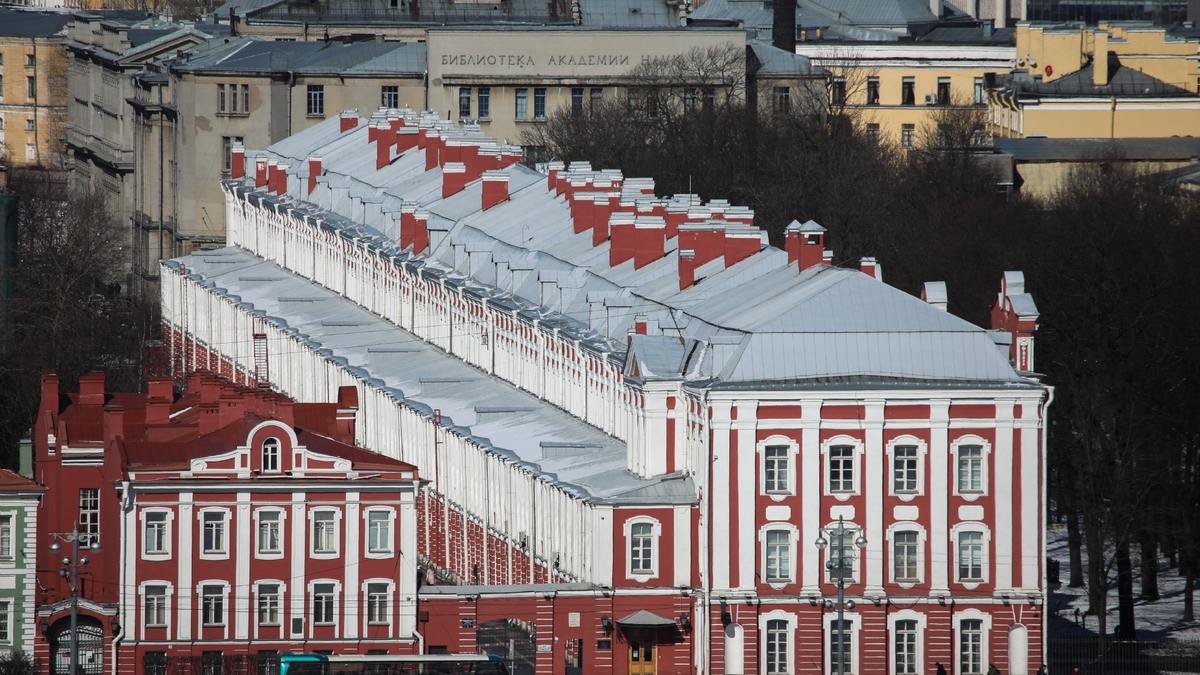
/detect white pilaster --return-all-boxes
[1020,403,1041,592]
[800,401,823,595]
[345,492,360,639]
[736,400,758,590]
[177,492,193,640]
[994,401,1016,592]
[234,492,251,639]
[711,400,733,590]
[930,402,951,595]
[864,400,885,596]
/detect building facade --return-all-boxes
[161,108,1052,675]
[0,469,45,656]
[30,371,421,675]
[0,9,74,172]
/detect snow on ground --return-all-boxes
[1048,525,1200,640]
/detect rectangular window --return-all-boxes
[79,489,99,543]
[571,87,584,116]
[24,119,34,132]
[974,77,985,105]
[937,77,951,105]
[25,76,33,99]
[901,77,915,105]
[258,511,281,554]
[830,620,852,674]
[145,512,168,555]
[221,136,243,174]
[831,77,846,105]
[514,88,528,119]
[683,87,697,113]
[828,445,854,492]
[534,88,547,119]
[765,530,791,582]
[313,583,335,624]
[201,585,224,626]
[25,54,34,68]
[703,87,716,110]
[203,651,223,675]
[959,532,984,581]
[894,531,919,582]
[313,512,336,554]
[764,446,789,493]
[865,123,880,145]
[960,619,984,675]
[772,86,790,115]
[0,601,9,643]
[258,584,280,626]
[893,446,918,493]
[257,652,280,675]
[145,585,168,627]
[203,512,226,554]
[218,84,227,113]
[590,88,603,117]
[306,85,324,117]
[367,583,389,624]
[901,124,915,149]
[867,77,880,105]
[242,84,250,113]
[958,446,984,492]
[764,619,789,674]
[630,522,653,574]
[828,528,860,583]
[381,85,399,109]
[458,87,471,119]
[895,620,918,675]
[368,511,390,553]
[0,515,10,559]
[144,652,168,675]
[477,87,490,119]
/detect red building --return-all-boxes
[32,372,421,675]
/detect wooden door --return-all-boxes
[627,629,657,675]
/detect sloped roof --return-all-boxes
[1011,57,1196,98]
[0,469,44,492]
[0,8,72,38]
[996,137,1200,162]
[217,0,678,27]
[174,36,419,74]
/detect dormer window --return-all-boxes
[262,438,280,473]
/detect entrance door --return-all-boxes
[627,628,657,675]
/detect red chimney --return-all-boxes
[376,126,393,170]
[482,171,509,210]
[609,214,636,267]
[396,127,419,154]
[426,132,442,171]
[634,315,648,335]
[413,211,430,254]
[859,257,881,280]
[634,218,667,269]
[499,148,523,169]
[79,372,106,405]
[724,227,761,267]
[678,249,697,290]
[266,161,279,194]
[460,144,484,183]
[570,190,594,233]
[231,144,245,179]
[340,110,359,132]
[546,161,565,191]
[145,377,173,426]
[307,156,322,195]
[991,271,1039,372]
[786,220,827,271]
[679,222,726,267]
[417,127,429,150]
[592,194,618,246]
[103,405,125,443]
[400,203,417,250]
[665,203,690,239]
[255,157,268,188]
[40,371,59,413]
[443,162,468,198]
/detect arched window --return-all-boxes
[262,438,280,473]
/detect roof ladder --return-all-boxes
[253,318,270,389]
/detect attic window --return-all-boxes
[630,7,640,13]
[262,438,281,473]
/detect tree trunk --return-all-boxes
[1068,508,1086,588]
[1184,550,1195,622]
[1140,532,1160,600]
[1116,539,1137,639]
[1086,515,1108,636]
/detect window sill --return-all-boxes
[957,491,985,502]
[216,112,250,118]
[256,551,285,560]
[199,552,230,560]
[311,551,339,560]
[893,492,919,502]
[142,552,171,560]
[627,571,658,583]
[306,114,326,119]
[515,118,548,124]
[765,491,793,502]
[958,580,983,590]
[366,550,394,560]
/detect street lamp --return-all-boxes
[49,524,102,675]
[815,516,867,675]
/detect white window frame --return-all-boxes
[0,600,10,644]
[308,579,341,630]
[889,610,927,675]
[758,523,798,587]
[198,581,230,629]
[886,436,927,500]
[254,508,286,560]
[198,508,231,560]
[363,507,396,558]
[951,435,992,501]
[623,516,662,582]
[758,610,796,675]
[953,610,992,675]
[309,509,341,559]
[141,509,173,559]
[141,582,171,630]
[886,523,926,588]
[822,435,864,500]
[821,521,864,584]
[362,579,395,634]
[951,523,991,588]
[758,435,798,499]
[0,512,12,561]
[822,611,861,675]
[254,580,286,628]
[261,437,281,473]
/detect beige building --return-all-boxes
[0,9,74,172]
[795,38,1015,147]
[990,22,1200,139]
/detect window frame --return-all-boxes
[570,87,584,116]
[143,583,170,629]
[364,507,395,558]
[199,582,229,627]
[901,124,915,149]
[886,436,928,499]
[381,85,399,109]
[309,509,341,559]
[866,77,880,105]
[937,77,952,105]
[889,611,926,675]
[26,76,35,100]
[954,611,991,675]
[144,652,168,675]
[221,135,244,175]
[0,600,10,644]
[759,524,798,586]
[759,436,798,498]
[310,580,339,626]
[533,88,547,119]
[141,509,173,559]
[255,508,285,559]
[823,613,861,675]
[458,87,471,119]
[821,521,864,584]
[199,508,231,559]
[0,513,12,560]
[901,76,915,106]
[759,611,796,675]
[951,523,991,588]
[590,88,603,118]
[363,579,394,628]
[218,83,226,113]
[772,86,790,115]
[623,516,662,582]
[79,488,100,543]
[255,581,284,627]
[821,436,863,499]
[831,77,846,105]
[477,87,490,119]
[887,522,926,587]
[306,84,325,117]
[261,437,281,473]
[951,436,992,500]
[514,88,528,120]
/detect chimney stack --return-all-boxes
[679,222,726,268]
[340,110,359,132]
[307,156,322,195]
[922,281,949,312]
[609,213,637,267]
[1093,30,1110,87]
[396,127,420,154]
[376,122,393,170]
[724,226,761,267]
[785,220,827,271]
[633,217,667,269]
[546,161,565,192]
[425,131,442,171]
[678,249,697,290]
[40,371,59,414]
[772,0,796,53]
[482,171,509,210]
[991,271,1039,372]
[593,194,618,246]
[443,162,468,198]
[413,211,430,255]
[231,143,245,179]
[255,157,268,188]
[78,372,106,405]
[399,202,417,250]
[859,257,882,280]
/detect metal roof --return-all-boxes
[0,8,72,38]
[216,0,679,27]
[174,36,418,74]
[1009,57,1196,98]
[996,137,1200,162]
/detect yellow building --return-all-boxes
[990,22,1200,139]
[795,36,1015,147]
[0,9,72,171]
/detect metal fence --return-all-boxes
[1049,639,1200,674]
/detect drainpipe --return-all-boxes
[423,70,429,112]
[110,482,130,675]
[158,79,165,272]
[287,71,296,137]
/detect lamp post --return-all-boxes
[815,516,866,675]
[49,524,102,675]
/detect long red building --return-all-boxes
[158,109,1051,675]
